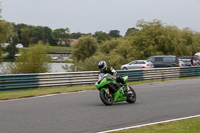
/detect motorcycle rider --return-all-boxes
[98,61,130,94]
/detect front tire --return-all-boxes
[126,86,136,103]
[100,90,113,106]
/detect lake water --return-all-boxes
[50,63,73,72]
[0,62,72,74]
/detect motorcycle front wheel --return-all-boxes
[126,86,136,103]
[99,89,113,106]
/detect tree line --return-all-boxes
[6,23,125,47]
[68,19,200,71]
[0,20,129,61]
[1,6,200,73]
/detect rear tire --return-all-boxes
[100,90,113,106]
[126,86,136,103]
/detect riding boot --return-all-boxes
[124,84,130,91]
[124,84,133,96]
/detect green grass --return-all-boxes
[48,46,72,51]
[113,117,200,133]
[2,54,8,58]
[48,46,72,53]
[0,85,95,101]
[22,46,72,53]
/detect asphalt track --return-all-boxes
[0,78,200,133]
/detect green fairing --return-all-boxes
[95,75,127,103]
[122,76,128,82]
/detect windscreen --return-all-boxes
[98,73,106,80]
[98,73,112,81]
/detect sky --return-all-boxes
[1,0,200,36]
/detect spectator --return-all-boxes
[189,56,195,66]
[196,57,200,66]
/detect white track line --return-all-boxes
[97,114,200,133]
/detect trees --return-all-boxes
[19,28,30,47]
[68,19,200,71]
[70,32,82,39]
[125,27,138,36]
[13,23,64,47]
[14,23,32,47]
[122,19,200,60]
[93,31,103,37]
[96,32,111,44]
[97,38,127,69]
[99,38,122,54]
[2,15,200,72]
[42,26,53,44]
[5,31,19,60]
[134,19,200,57]
[29,26,52,44]
[29,26,53,45]
[109,30,121,38]
[52,28,70,46]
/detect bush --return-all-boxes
[72,35,98,61]
[8,41,51,74]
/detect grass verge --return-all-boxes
[112,117,200,133]
[0,85,95,101]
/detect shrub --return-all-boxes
[9,41,51,74]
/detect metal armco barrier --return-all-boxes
[0,74,39,90]
[0,67,200,90]
[117,70,143,81]
[38,71,98,87]
[143,67,180,80]
[180,67,200,78]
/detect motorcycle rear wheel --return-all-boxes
[100,89,113,106]
[126,86,136,103]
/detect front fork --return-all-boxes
[107,87,112,97]
[101,88,112,97]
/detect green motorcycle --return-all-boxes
[95,73,136,106]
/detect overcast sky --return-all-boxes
[1,0,200,35]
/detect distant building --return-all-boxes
[15,54,22,57]
[69,39,78,47]
[16,44,23,48]
[57,38,78,47]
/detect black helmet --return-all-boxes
[98,61,107,70]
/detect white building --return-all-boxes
[16,44,23,48]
